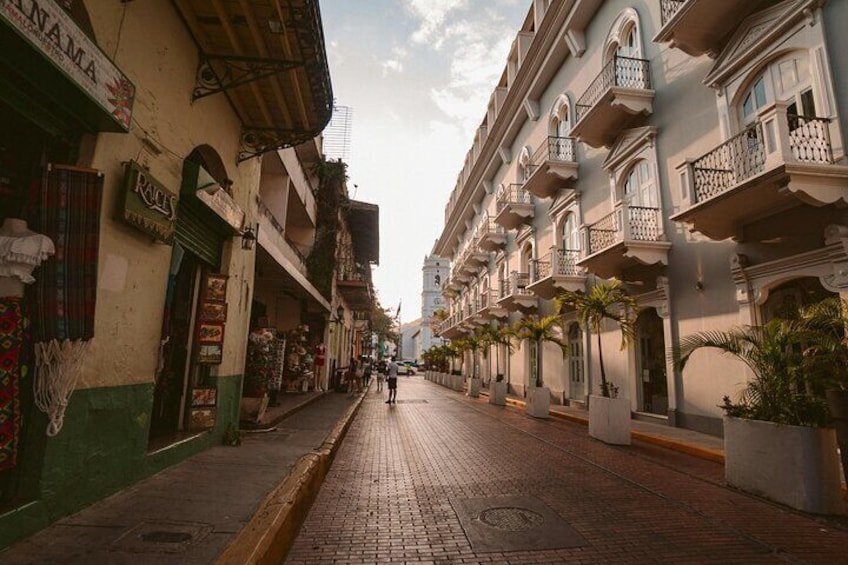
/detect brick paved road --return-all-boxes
[286,377,848,565]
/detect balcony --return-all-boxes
[522,137,579,199]
[495,184,534,230]
[438,311,467,340]
[671,103,848,241]
[579,203,671,279]
[572,56,654,148]
[654,0,766,58]
[477,217,507,252]
[497,272,538,312]
[527,248,586,299]
[477,288,509,320]
[336,254,373,311]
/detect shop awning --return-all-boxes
[348,200,380,266]
[0,1,135,133]
[173,0,333,162]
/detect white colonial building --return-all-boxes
[435,0,848,437]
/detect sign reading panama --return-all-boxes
[0,0,135,130]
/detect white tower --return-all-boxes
[421,253,449,353]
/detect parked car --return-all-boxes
[396,363,409,375]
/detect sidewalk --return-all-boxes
[498,391,726,463]
[0,389,368,565]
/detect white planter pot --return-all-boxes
[453,374,464,391]
[589,394,631,445]
[489,381,507,406]
[525,386,551,419]
[468,377,481,397]
[724,416,845,515]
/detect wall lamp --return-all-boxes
[240,222,258,251]
[330,305,344,324]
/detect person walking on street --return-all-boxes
[385,356,398,404]
[376,359,386,392]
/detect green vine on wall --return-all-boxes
[307,159,348,299]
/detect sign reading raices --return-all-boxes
[1,0,135,130]
[122,161,178,244]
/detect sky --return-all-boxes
[320,0,529,322]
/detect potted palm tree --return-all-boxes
[797,296,848,487]
[557,280,637,444]
[509,315,568,419]
[445,340,464,391]
[463,329,487,397]
[478,324,512,406]
[675,318,844,515]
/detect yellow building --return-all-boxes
[0,0,377,547]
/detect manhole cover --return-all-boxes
[450,495,585,553]
[478,507,544,531]
[140,531,194,544]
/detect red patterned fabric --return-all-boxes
[0,297,27,471]
[26,165,103,342]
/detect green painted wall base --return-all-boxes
[0,373,243,549]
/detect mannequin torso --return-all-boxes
[0,218,55,297]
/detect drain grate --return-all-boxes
[396,399,428,404]
[479,507,544,531]
[112,521,211,554]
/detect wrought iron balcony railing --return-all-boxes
[575,55,652,123]
[496,183,532,213]
[531,248,581,282]
[691,113,832,205]
[660,0,686,26]
[530,136,576,166]
[585,205,661,255]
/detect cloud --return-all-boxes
[381,46,408,76]
[404,0,469,46]
[422,8,520,136]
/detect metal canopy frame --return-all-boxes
[174,0,333,163]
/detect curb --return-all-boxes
[216,391,367,565]
[497,393,726,465]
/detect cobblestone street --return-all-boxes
[287,377,848,565]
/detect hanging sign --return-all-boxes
[121,161,178,243]
[1,0,135,130]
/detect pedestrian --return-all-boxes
[363,358,372,387]
[376,360,385,392]
[355,358,365,392]
[347,356,358,394]
[385,356,398,404]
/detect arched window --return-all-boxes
[617,23,639,58]
[604,8,643,63]
[518,146,534,182]
[561,213,580,251]
[622,160,656,208]
[521,243,533,274]
[549,96,571,138]
[738,51,817,129]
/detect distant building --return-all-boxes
[420,253,449,353]
[400,318,422,361]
